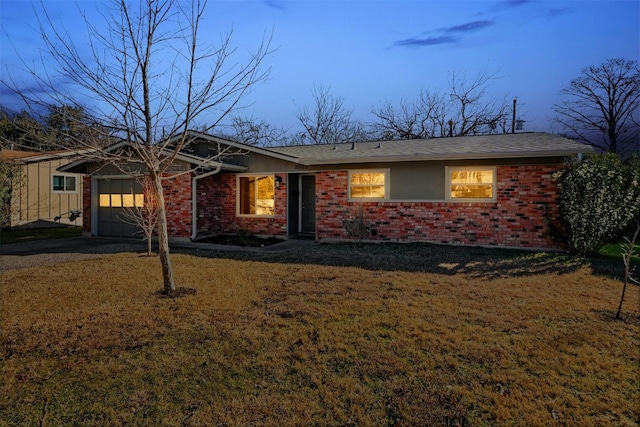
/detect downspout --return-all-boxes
[191,165,222,241]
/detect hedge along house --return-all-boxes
[60,131,594,249]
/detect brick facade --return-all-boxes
[196,173,287,237]
[84,164,564,249]
[163,174,193,238]
[315,165,563,249]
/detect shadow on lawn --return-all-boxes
[180,242,617,280]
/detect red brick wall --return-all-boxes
[315,165,564,249]
[163,174,192,238]
[196,173,287,237]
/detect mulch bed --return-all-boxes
[197,234,282,247]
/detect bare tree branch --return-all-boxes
[554,58,640,156]
[1,0,273,294]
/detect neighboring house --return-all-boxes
[59,132,594,249]
[0,149,83,228]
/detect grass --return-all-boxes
[1,245,639,426]
[600,242,640,263]
[0,226,82,244]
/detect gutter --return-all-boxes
[191,165,222,241]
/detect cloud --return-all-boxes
[492,0,532,11]
[394,35,460,47]
[394,19,493,48]
[541,7,570,18]
[264,1,285,11]
[444,20,495,34]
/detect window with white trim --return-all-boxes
[52,174,77,192]
[237,175,275,216]
[348,170,389,200]
[446,167,496,200]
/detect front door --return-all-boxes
[300,175,315,234]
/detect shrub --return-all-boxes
[0,160,21,230]
[343,206,375,241]
[556,154,640,256]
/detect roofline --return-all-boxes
[181,130,300,164]
[0,149,91,163]
[297,149,595,165]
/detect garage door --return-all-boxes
[97,179,144,237]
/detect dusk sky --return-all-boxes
[1,0,639,137]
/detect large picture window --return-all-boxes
[52,174,77,192]
[238,175,275,216]
[447,167,496,200]
[349,170,389,200]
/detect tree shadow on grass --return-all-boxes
[178,242,618,280]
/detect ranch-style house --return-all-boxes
[59,131,594,249]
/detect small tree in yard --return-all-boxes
[2,0,272,294]
[617,220,639,319]
[556,154,640,256]
[119,179,159,256]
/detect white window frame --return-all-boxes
[52,173,78,193]
[348,169,390,201]
[236,174,276,217]
[445,166,497,201]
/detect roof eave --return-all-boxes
[183,131,300,164]
[299,149,593,165]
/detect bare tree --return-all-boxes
[371,89,449,139]
[297,84,370,145]
[118,179,159,256]
[371,69,511,140]
[554,58,640,156]
[225,116,287,147]
[447,69,511,136]
[2,0,272,294]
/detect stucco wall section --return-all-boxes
[315,165,563,249]
[196,173,287,237]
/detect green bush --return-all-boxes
[0,160,20,230]
[556,154,640,256]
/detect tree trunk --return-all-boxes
[152,174,176,293]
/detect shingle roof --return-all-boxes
[267,132,594,165]
[0,149,81,163]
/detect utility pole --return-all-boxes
[511,98,517,134]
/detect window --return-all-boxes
[447,167,496,200]
[52,175,77,192]
[238,175,275,216]
[99,193,144,207]
[349,170,389,200]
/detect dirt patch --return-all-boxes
[157,287,197,298]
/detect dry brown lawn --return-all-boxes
[1,246,638,426]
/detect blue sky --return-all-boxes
[1,0,639,136]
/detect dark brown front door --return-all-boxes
[300,175,315,234]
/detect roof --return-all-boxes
[269,132,594,165]
[56,139,249,174]
[0,149,83,163]
[55,131,593,174]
